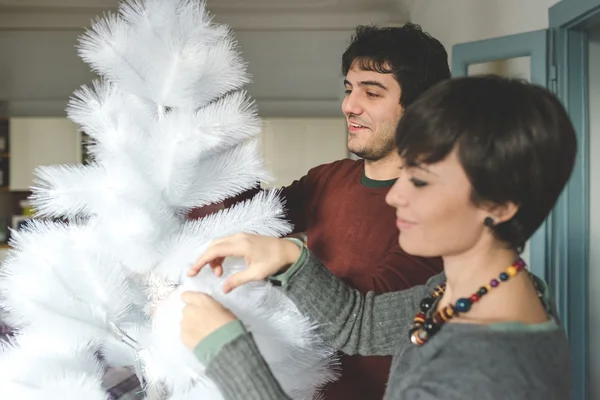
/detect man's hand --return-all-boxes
[188,233,302,293]
[180,291,237,350]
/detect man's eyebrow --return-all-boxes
[358,80,388,91]
[343,79,388,91]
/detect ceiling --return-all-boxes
[0,0,416,13]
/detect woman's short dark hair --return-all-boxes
[395,75,577,252]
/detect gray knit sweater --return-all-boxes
[203,249,571,399]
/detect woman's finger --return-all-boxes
[222,268,264,293]
[209,258,224,277]
[189,239,247,277]
[188,258,224,277]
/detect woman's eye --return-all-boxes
[410,178,428,188]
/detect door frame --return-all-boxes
[548,1,600,399]
[452,30,548,86]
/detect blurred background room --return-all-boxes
[0,0,597,399]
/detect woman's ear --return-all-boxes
[484,201,519,225]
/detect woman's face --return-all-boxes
[385,150,495,258]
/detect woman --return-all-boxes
[180,75,576,399]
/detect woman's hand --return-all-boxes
[180,291,237,350]
[188,233,302,293]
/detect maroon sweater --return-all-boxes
[280,159,442,400]
[189,158,442,400]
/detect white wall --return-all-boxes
[0,28,354,117]
[410,0,560,65]
[0,9,404,118]
[588,25,600,400]
[261,118,348,187]
[0,30,96,116]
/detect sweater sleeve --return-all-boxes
[193,320,246,365]
[280,162,331,234]
[187,184,261,220]
[279,178,309,234]
[206,332,291,400]
[278,249,444,356]
[350,240,443,295]
[203,250,443,399]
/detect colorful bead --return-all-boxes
[408,326,420,341]
[419,297,435,312]
[410,328,428,345]
[455,298,472,313]
[433,312,443,322]
[423,318,439,334]
[414,312,426,324]
[409,257,527,347]
[437,306,454,321]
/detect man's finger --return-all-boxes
[222,269,263,293]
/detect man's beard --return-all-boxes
[348,134,396,161]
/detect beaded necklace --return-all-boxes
[409,258,527,346]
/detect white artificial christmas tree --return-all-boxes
[0,0,337,398]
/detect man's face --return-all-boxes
[342,64,404,161]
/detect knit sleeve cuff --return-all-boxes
[268,238,307,287]
[206,332,290,400]
[193,319,246,365]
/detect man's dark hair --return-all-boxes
[342,24,451,108]
[395,75,577,252]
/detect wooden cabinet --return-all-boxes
[260,118,348,188]
[9,117,81,191]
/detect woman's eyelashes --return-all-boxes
[399,166,428,187]
[410,177,428,188]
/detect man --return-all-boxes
[188,24,450,400]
